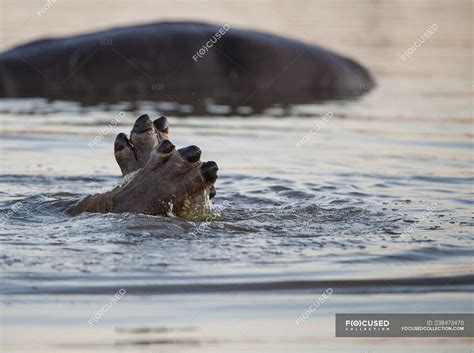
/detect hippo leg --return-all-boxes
[68,115,218,218]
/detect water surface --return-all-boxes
[1,0,473,352]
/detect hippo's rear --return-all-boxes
[0,21,375,114]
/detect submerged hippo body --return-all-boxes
[0,21,374,113]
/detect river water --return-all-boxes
[0,0,473,352]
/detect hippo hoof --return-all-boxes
[111,115,218,218]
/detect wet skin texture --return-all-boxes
[68,114,218,218]
[0,22,375,114]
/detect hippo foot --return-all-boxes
[68,114,218,218]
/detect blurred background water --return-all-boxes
[0,0,473,352]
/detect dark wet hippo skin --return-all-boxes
[68,114,218,218]
[0,22,375,114]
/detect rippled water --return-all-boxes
[1,0,473,352]
[1,105,472,294]
[2,105,473,351]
